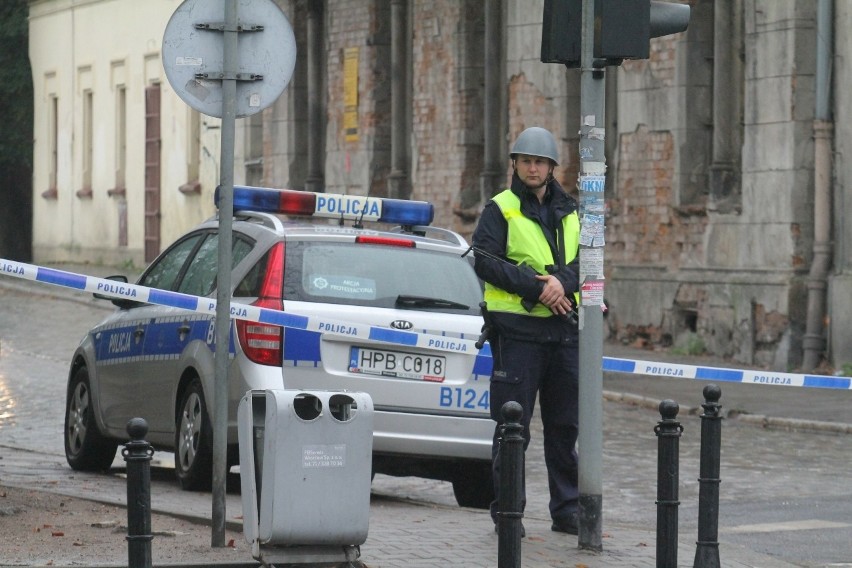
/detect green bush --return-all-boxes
[671,332,705,356]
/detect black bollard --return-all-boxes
[497,401,524,568]
[123,417,154,568]
[693,385,722,568]
[655,399,683,568]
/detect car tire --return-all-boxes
[452,463,494,509]
[175,378,213,491]
[64,366,118,472]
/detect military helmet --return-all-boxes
[510,127,559,166]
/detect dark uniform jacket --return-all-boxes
[472,173,580,343]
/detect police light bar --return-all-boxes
[215,185,434,226]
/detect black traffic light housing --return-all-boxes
[596,0,690,62]
[540,0,582,68]
[541,0,691,67]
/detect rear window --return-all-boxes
[282,241,482,315]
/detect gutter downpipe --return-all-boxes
[802,0,834,371]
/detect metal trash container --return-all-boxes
[238,389,373,563]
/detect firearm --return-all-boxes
[463,246,578,325]
[475,301,493,349]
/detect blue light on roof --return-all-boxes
[379,198,434,225]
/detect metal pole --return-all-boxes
[480,0,504,204]
[305,1,324,193]
[655,400,683,568]
[123,418,153,568]
[212,0,237,548]
[577,0,605,552]
[497,401,524,568]
[388,0,410,200]
[693,385,722,568]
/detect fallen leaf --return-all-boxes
[227,538,235,548]
[51,531,64,537]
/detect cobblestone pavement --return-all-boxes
[2,267,851,567]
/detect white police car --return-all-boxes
[64,186,495,508]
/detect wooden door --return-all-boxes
[144,84,161,262]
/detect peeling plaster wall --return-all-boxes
[606,1,817,370]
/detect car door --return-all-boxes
[94,233,205,433]
[137,231,254,435]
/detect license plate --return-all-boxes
[349,347,446,382]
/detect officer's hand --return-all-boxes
[535,274,566,309]
[549,296,574,317]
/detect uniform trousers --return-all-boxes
[488,334,580,523]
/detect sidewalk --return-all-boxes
[0,445,801,568]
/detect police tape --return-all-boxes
[0,258,480,355]
[4,257,852,390]
[604,357,852,390]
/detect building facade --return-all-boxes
[28,0,852,372]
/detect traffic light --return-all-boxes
[595,1,690,63]
[540,0,582,67]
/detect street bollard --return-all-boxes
[497,401,524,568]
[123,417,154,568]
[694,385,722,568]
[655,399,683,568]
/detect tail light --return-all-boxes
[236,243,284,366]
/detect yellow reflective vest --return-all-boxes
[483,189,580,317]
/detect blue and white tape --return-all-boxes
[3,258,851,390]
[0,259,479,355]
[604,357,852,390]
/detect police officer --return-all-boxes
[472,126,580,535]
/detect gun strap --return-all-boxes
[555,221,566,270]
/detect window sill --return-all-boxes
[179,180,202,195]
[76,187,93,199]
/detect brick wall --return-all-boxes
[607,125,707,271]
[410,1,481,230]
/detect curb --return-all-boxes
[602,389,852,434]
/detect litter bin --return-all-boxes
[238,389,373,563]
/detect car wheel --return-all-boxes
[175,378,213,491]
[452,463,494,509]
[64,366,118,471]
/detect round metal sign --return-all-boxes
[162,0,296,118]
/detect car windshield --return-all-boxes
[283,241,482,315]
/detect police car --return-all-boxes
[64,186,495,508]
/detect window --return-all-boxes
[77,89,94,198]
[140,231,253,295]
[42,93,59,199]
[177,234,253,296]
[140,234,204,291]
[179,110,202,194]
[283,242,482,314]
[110,85,127,196]
[244,112,264,186]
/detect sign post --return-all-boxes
[161,0,295,546]
[576,0,606,551]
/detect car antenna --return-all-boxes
[354,188,373,230]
